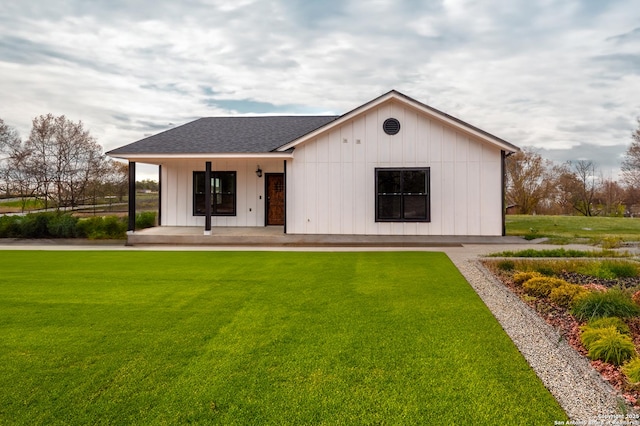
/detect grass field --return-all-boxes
[0,251,566,424]
[506,214,640,243]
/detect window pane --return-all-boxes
[214,194,235,214]
[212,172,236,215]
[378,195,402,219]
[403,195,427,219]
[377,171,402,194]
[220,173,235,193]
[194,172,205,194]
[403,170,426,194]
[193,171,237,216]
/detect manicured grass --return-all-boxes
[0,198,45,213]
[506,214,640,244]
[0,251,566,424]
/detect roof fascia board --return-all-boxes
[108,152,294,161]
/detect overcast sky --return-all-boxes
[1,0,639,179]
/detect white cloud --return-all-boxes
[0,0,639,181]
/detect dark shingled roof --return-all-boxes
[107,116,339,155]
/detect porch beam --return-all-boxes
[204,161,212,235]
[128,161,136,232]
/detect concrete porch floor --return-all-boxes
[127,226,532,247]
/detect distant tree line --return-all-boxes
[0,115,129,210]
[506,119,640,216]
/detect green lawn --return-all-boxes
[506,214,640,243]
[0,251,566,424]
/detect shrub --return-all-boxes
[586,317,631,335]
[533,266,556,276]
[586,328,636,366]
[549,284,590,308]
[571,289,640,321]
[578,260,639,280]
[601,236,623,249]
[76,216,127,239]
[513,271,543,285]
[623,358,640,383]
[135,211,156,229]
[0,215,22,238]
[581,326,618,350]
[496,260,515,271]
[20,212,55,238]
[103,216,126,238]
[47,214,79,238]
[604,261,639,279]
[488,248,623,258]
[522,277,567,297]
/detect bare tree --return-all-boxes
[622,118,640,188]
[595,178,625,216]
[103,160,129,202]
[25,114,104,209]
[0,119,22,196]
[0,119,39,211]
[562,160,600,216]
[85,160,128,211]
[505,148,555,214]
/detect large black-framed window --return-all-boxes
[375,168,430,222]
[193,171,236,216]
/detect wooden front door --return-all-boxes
[266,173,285,225]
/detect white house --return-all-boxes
[107,90,519,237]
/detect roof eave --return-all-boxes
[107,152,294,162]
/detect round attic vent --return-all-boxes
[383,118,401,135]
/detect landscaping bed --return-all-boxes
[482,254,640,407]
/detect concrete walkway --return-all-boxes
[0,238,628,420]
[125,226,535,247]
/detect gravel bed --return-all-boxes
[445,249,626,422]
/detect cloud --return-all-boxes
[0,0,638,182]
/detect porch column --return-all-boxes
[283,159,287,234]
[501,151,506,237]
[204,161,212,235]
[128,161,136,232]
[157,165,162,226]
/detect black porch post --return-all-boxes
[501,150,506,237]
[205,161,212,235]
[283,159,287,234]
[157,165,162,227]
[128,161,136,232]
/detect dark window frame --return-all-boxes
[375,167,430,222]
[193,171,237,216]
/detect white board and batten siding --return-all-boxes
[287,101,504,236]
[160,158,283,227]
